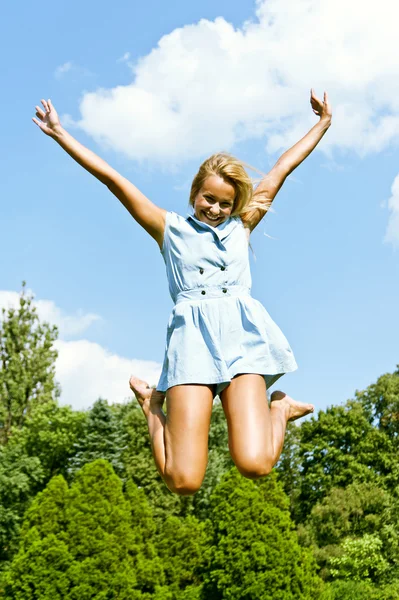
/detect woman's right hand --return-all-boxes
[32,99,62,137]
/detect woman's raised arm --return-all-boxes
[244,89,332,231]
[33,99,166,248]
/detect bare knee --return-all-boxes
[164,467,204,496]
[235,455,274,480]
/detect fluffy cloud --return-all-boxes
[55,339,161,410]
[76,0,399,165]
[385,173,399,248]
[0,290,162,410]
[0,291,101,338]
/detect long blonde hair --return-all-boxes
[189,153,272,224]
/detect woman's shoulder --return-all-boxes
[165,211,187,226]
[163,212,193,239]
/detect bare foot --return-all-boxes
[129,376,165,418]
[270,390,314,422]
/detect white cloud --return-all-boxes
[0,291,100,338]
[35,300,101,337]
[55,61,73,79]
[54,61,93,80]
[385,173,399,248]
[75,0,399,166]
[55,339,161,410]
[0,290,161,410]
[117,52,131,63]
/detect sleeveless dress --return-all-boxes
[157,212,298,396]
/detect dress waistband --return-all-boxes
[175,285,251,304]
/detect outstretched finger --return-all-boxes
[311,92,322,106]
[32,117,44,129]
[35,105,45,118]
[41,98,49,112]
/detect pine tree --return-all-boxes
[124,478,166,597]
[203,468,322,600]
[65,460,145,598]
[68,399,127,477]
[0,286,88,566]
[2,475,73,599]
[156,515,210,599]
[3,460,166,599]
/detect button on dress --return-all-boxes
[157,212,298,395]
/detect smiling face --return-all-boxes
[193,175,236,227]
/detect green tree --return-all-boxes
[0,285,59,444]
[0,400,86,568]
[16,401,87,480]
[300,481,399,581]
[0,440,44,565]
[156,515,210,599]
[68,399,127,478]
[203,468,322,600]
[329,534,389,582]
[275,421,301,508]
[356,367,399,488]
[124,479,166,596]
[2,475,73,598]
[65,460,159,598]
[359,366,399,436]
[295,399,393,521]
[3,461,166,599]
[287,368,399,524]
[320,580,399,600]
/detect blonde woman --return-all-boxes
[33,90,332,495]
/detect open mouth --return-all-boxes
[204,213,221,221]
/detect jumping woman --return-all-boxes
[33,89,332,495]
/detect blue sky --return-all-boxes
[1,0,398,411]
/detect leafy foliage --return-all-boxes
[68,398,127,477]
[329,534,389,582]
[300,481,399,581]
[1,287,399,597]
[0,285,59,444]
[294,400,393,521]
[0,441,44,564]
[203,468,322,600]
[156,515,210,598]
[3,461,166,599]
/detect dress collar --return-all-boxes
[186,212,238,244]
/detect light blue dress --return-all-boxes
[157,212,298,396]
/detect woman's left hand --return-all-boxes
[310,89,332,123]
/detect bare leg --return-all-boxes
[221,374,313,478]
[269,389,314,464]
[129,376,167,476]
[129,377,214,495]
